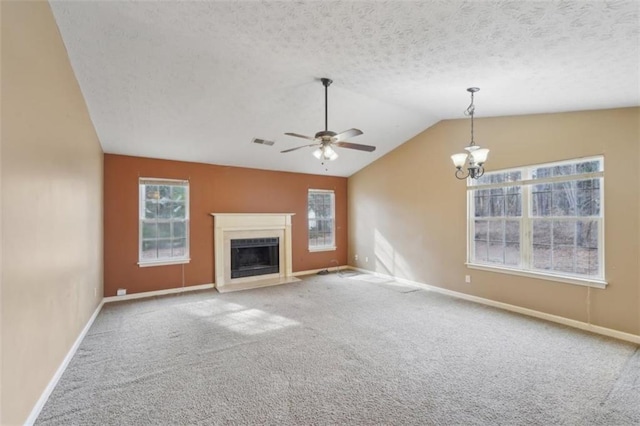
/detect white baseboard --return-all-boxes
[104,272,349,302]
[348,267,640,345]
[103,283,214,303]
[293,265,349,277]
[24,300,104,426]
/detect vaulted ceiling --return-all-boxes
[50,0,640,177]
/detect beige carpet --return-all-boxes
[36,272,639,425]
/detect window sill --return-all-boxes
[138,258,190,268]
[465,263,607,289]
[308,246,337,253]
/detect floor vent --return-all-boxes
[252,138,275,146]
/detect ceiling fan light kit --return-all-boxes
[451,87,490,180]
[282,78,376,162]
[313,145,339,161]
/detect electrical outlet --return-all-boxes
[355,254,359,261]
[465,275,471,283]
[117,288,127,296]
[94,287,97,297]
[365,256,369,263]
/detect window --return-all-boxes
[139,178,189,266]
[308,189,336,251]
[467,157,604,287]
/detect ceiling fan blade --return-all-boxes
[334,128,363,141]
[334,141,376,152]
[284,132,317,141]
[280,144,318,153]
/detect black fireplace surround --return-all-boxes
[230,238,279,279]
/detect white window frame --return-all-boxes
[466,156,606,288]
[138,178,190,267]
[308,189,336,252]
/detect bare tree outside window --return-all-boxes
[468,158,603,282]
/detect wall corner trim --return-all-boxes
[24,301,104,426]
[348,267,640,345]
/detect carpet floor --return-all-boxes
[36,272,640,425]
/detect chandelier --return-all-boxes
[451,87,489,179]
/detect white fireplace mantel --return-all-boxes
[211,213,299,292]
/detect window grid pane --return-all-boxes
[469,158,603,281]
[140,180,189,263]
[472,185,522,267]
[308,190,335,249]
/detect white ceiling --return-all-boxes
[50,0,640,177]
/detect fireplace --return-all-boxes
[231,238,279,278]
[211,213,299,292]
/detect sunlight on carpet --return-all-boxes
[178,298,299,335]
[211,308,299,336]
[347,273,395,284]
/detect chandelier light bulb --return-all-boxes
[451,153,468,168]
[471,148,489,165]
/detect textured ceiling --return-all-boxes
[50,0,640,177]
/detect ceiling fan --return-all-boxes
[281,78,376,161]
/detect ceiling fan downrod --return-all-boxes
[321,78,332,132]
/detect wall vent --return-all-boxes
[252,138,275,146]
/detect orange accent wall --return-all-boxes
[104,154,347,296]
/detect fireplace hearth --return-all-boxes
[231,238,279,279]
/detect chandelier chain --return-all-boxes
[464,91,476,146]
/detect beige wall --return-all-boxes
[349,108,640,336]
[1,2,104,424]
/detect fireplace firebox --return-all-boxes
[230,238,279,279]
